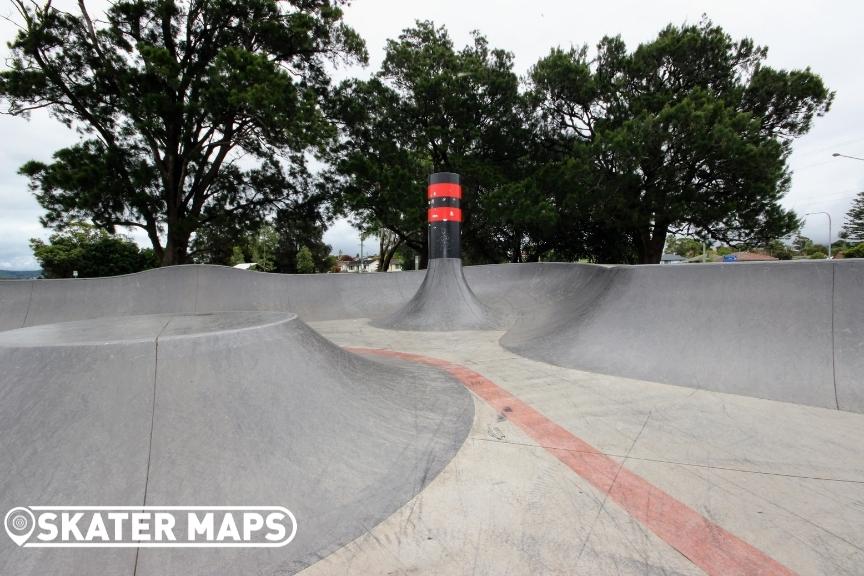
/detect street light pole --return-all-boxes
[805,212,832,258]
[832,152,864,162]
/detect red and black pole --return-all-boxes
[373,171,496,329]
[427,172,462,260]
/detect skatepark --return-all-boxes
[1,175,863,575]
[4,0,864,570]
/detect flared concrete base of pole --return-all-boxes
[372,172,500,331]
[371,259,500,331]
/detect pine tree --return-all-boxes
[842,191,864,243]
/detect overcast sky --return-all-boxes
[2,0,862,269]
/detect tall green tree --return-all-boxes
[194,222,279,270]
[227,245,246,266]
[272,200,332,273]
[30,222,155,278]
[2,0,365,266]
[188,174,331,272]
[295,245,315,273]
[841,191,864,243]
[791,234,812,253]
[529,19,832,263]
[326,21,536,265]
[665,235,703,258]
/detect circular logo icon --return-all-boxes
[4,507,35,547]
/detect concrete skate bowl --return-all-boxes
[499,260,864,413]
[0,312,472,575]
[0,259,862,412]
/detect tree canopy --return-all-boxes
[326,19,831,265]
[841,191,864,243]
[664,235,703,258]
[528,19,832,262]
[3,9,834,267]
[295,245,315,273]
[844,243,864,259]
[30,222,155,278]
[2,0,365,265]
[326,21,534,265]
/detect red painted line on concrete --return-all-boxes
[347,346,797,576]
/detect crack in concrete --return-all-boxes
[132,317,173,576]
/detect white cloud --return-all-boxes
[0,94,84,269]
[323,217,363,258]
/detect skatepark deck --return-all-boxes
[0,260,862,574]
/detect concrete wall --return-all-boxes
[501,261,841,410]
[0,266,425,331]
[834,262,864,412]
[1,260,861,413]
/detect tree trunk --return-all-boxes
[637,223,668,264]
[510,229,522,263]
[379,238,404,271]
[162,240,181,266]
[162,224,190,266]
[143,219,164,264]
[160,162,191,266]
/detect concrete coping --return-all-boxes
[0,311,296,348]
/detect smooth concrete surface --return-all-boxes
[2,260,861,412]
[303,319,864,576]
[834,262,864,412]
[500,261,840,409]
[0,323,154,575]
[0,260,862,574]
[0,312,472,575]
[372,258,501,331]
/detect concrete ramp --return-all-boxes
[500,261,845,410]
[1,260,863,575]
[0,265,425,330]
[0,312,472,575]
[834,261,864,413]
[1,260,862,412]
[372,258,500,331]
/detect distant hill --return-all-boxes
[0,270,41,279]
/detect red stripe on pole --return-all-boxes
[427,183,462,199]
[428,207,462,222]
[347,346,799,576]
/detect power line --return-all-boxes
[785,190,862,208]
[792,135,864,160]
[791,158,837,172]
